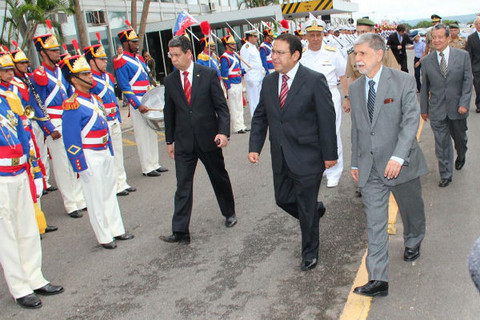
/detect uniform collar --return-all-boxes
[76,90,92,99]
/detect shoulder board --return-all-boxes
[197,53,209,61]
[324,45,337,52]
[302,47,306,53]
[246,44,249,48]
[11,80,26,90]
[347,47,354,55]
[113,56,127,70]
[2,91,24,115]
[62,93,80,110]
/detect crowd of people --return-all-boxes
[1,12,480,310]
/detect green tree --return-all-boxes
[415,20,432,28]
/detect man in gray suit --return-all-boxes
[420,24,473,187]
[350,33,428,297]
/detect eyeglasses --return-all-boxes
[271,50,290,56]
[167,52,184,59]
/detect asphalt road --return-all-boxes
[2,51,480,319]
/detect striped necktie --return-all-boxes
[367,80,376,123]
[279,74,289,109]
[183,71,191,105]
[439,51,447,78]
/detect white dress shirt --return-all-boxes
[278,62,300,95]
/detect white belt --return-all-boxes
[0,155,27,166]
[131,85,149,91]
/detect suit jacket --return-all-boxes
[249,64,337,176]
[466,32,480,74]
[350,67,428,188]
[163,63,230,153]
[387,32,412,62]
[420,48,473,120]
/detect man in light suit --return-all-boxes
[248,33,338,271]
[350,33,428,297]
[466,16,480,113]
[420,24,473,187]
[160,36,237,245]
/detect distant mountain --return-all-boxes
[400,13,477,26]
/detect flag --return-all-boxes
[173,11,198,36]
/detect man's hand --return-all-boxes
[384,159,402,180]
[342,98,351,113]
[398,45,402,50]
[214,134,228,148]
[138,104,149,114]
[414,60,421,68]
[51,130,61,140]
[324,160,337,169]
[351,168,359,182]
[248,152,259,163]
[167,144,174,160]
[458,106,468,115]
[421,113,429,121]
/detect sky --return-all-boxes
[351,0,479,23]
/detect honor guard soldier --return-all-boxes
[240,29,264,116]
[31,22,86,218]
[0,71,64,309]
[84,39,136,196]
[60,55,134,249]
[220,34,248,134]
[300,18,347,188]
[196,36,221,78]
[259,28,275,75]
[114,22,167,177]
[449,23,466,50]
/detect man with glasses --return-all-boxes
[249,33,337,271]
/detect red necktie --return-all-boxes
[183,71,191,105]
[279,74,289,109]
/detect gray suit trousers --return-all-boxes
[362,164,425,282]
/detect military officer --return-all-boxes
[300,18,347,188]
[84,41,136,197]
[422,14,442,59]
[449,22,466,49]
[220,33,247,134]
[196,36,221,78]
[114,24,168,177]
[60,54,134,249]
[31,23,86,218]
[240,29,264,116]
[259,28,275,75]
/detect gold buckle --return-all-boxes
[12,158,19,166]
[102,136,108,144]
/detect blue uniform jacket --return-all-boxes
[260,41,274,74]
[114,51,150,109]
[220,51,243,89]
[91,70,121,122]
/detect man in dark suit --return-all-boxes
[387,24,413,72]
[421,24,473,187]
[160,36,237,244]
[350,33,428,297]
[466,16,480,113]
[248,33,337,271]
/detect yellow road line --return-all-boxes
[122,131,165,146]
[340,116,425,319]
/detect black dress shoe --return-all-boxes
[116,190,129,196]
[244,128,251,132]
[353,280,388,297]
[455,157,465,170]
[126,186,137,192]
[34,283,64,296]
[42,190,48,196]
[301,258,318,271]
[235,129,247,134]
[68,210,83,218]
[114,232,134,240]
[155,166,169,173]
[46,186,58,192]
[101,241,117,249]
[317,202,326,218]
[143,170,161,177]
[225,215,237,227]
[16,293,42,309]
[476,108,480,113]
[438,178,452,187]
[45,225,58,233]
[80,207,88,212]
[355,188,362,197]
[404,246,421,261]
[160,233,191,244]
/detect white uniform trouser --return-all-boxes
[108,119,131,192]
[130,103,160,174]
[32,122,51,188]
[245,79,262,117]
[324,87,343,184]
[0,172,48,299]
[46,132,85,213]
[79,149,125,244]
[227,83,246,132]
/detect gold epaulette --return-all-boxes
[11,79,26,90]
[324,45,337,52]
[1,91,24,116]
[302,47,306,53]
[197,53,209,62]
[62,93,80,110]
[347,47,354,55]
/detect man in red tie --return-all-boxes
[160,36,237,244]
[248,33,337,271]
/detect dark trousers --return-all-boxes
[273,154,323,260]
[414,57,422,91]
[172,143,235,234]
[473,72,480,111]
